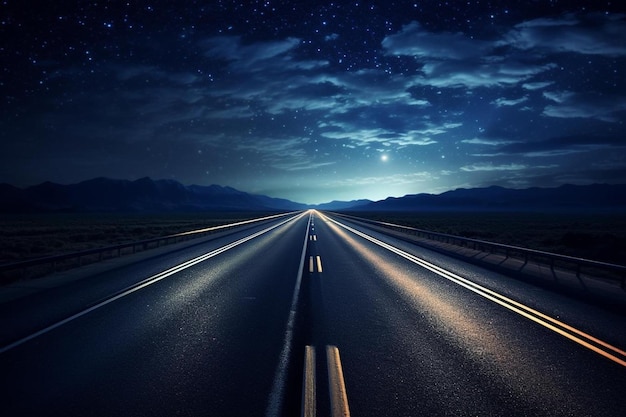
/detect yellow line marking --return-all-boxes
[316,256,323,273]
[324,214,626,368]
[302,346,316,417]
[327,345,350,417]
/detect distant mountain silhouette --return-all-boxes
[0,177,308,212]
[350,184,626,212]
[2,180,624,213]
[313,199,373,210]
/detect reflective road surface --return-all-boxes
[1,210,625,416]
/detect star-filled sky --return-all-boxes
[2,1,625,203]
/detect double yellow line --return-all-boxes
[302,345,350,417]
[309,256,323,273]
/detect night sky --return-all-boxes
[2,1,625,203]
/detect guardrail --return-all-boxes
[0,211,299,283]
[331,212,626,289]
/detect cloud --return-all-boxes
[196,40,428,118]
[460,163,528,172]
[203,36,301,66]
[382,21,491,59]
[273,160,336,171]
[113,64,200,86]
[494,134,626,157]
[321,121,461,148]
[259,71,429,115]
[321,127,437,147]
[382,13,626,92]
[287,80,348,98]
[206,104,255,119]
[503,13,626,56]
[381,20,558,89]
[492,96,528,107]
[542,91,626,122]
[324,171,437,187]
[411,61,555,89]
[201,35,329,77]
[542,90,574,103]
[235,137,331,171]
[461,138,518,146]
[7,5,626,201]
[522,81,554,90]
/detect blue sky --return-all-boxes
[1,1,625,203]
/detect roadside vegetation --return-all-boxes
[343,211,626,266]
[0,212,271,264]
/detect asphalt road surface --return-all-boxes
[1,210,625,416]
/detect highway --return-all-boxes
[1,210,625,416]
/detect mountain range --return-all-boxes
[0,177,310,212]
[352,183,626,212]
[0,177,625,213]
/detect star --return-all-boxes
[0,1,624,204]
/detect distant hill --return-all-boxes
[3,179,624,213]
[349,184,626,212]
[312,199,373,211]
[0,177,309,212]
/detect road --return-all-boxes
[1,210,625,416]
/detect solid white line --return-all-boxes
[174,211,298,237]
[0,213,304,355]
[265,211,312,417]
[327,345,350,417]
[324,214,626,368]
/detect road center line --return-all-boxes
[324,214,626,368]
[316,256,323,273]
[302,345,316,417]
[327,345,351,417]
[265,212,312,417]
[0,213,306,355]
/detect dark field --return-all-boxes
[2,211,626,267]
[0,212,274,264]
[344,211,626,266]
